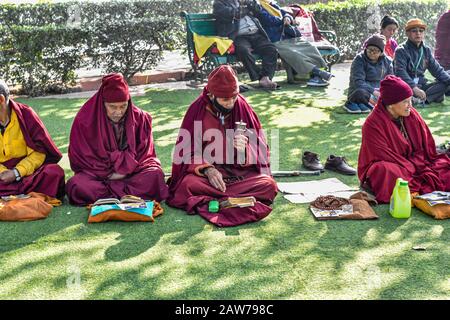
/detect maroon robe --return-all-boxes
[358,102,450,203]
[435,10,450,70]
[66,88,168,206]
[0,100,65,199]
[167,88,277,227]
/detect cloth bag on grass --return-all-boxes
[0,192,61,221]
[87,201,164,223]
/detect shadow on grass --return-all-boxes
[3,85,448,299]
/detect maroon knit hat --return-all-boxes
[380,75,413,105]
[101,73,130,103]
[207,65,239,98]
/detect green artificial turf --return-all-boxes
[0,75,449,300]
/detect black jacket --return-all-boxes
[348,51,393,96]
[394,40,450,88]
[213,0,269,40]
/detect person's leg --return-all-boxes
[171,173,277,227]
[344,89,372,113]
[225,174,278,205]
[0,164,65,199]
[108,166,169,202]
[365,161,415,203]
[20,164,66,199]
[348,89,371,104]
[251,32,278,81]
[422,81,447,103]
[234,35,261,81]
[66,172,111,206]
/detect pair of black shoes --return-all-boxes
[302,151,357,175]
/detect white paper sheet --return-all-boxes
[277,178,354,194]
[277,178,359,204]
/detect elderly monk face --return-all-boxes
[389,97,412,118]
[105,101,128,123]
[216,96,238,109]
[407,28,425,46]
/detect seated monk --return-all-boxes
[358,75,450,203]
[166,65,278,227]
[66,73,168,205]
[0,79,65,199]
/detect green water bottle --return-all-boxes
[389,178,411,219]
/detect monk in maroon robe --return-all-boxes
[358,75,450,203]
[0,80,65,199]
[66,73,168,205]
[167,65,278,227]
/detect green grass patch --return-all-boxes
[1,79,449,299]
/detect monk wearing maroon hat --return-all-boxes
[358,75,450,203]
[0,79,65,199]
[166,65,278,227]
[66,73,168,205]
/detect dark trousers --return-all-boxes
[419,80,450,103]
[234,31,278,81]
[348,88,371,104]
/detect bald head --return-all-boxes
[0,79,10,108]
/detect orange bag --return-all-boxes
[411,192,450,220]
[0,192,61,221]
[412,198,450,220]
[87,201,164,223]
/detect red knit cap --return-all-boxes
[101,73,130,103]
[207,65,239,98]
[380,75,413,105]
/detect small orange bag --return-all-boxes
[412,198,450,220]
[0,192,61,221]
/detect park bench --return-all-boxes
[180,10,341,82]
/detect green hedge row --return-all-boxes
[1,0,448,96]
[0,0,212,96]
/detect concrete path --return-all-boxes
[39,54,352,100]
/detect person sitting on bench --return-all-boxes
[213,0,279,90]
[257,0,333,87]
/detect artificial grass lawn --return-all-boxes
[1,77,449,299]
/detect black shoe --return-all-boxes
[302,151,325,172]
[437,142,450,154]
[325,155,357,175]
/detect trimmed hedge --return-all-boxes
[0,0,212,96]
[1,0,448,95]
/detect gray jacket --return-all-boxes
[348,51,393,97]
[394,40,450,88]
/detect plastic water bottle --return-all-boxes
[389,178,411,218]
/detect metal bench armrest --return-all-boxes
[319,30,337,45]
